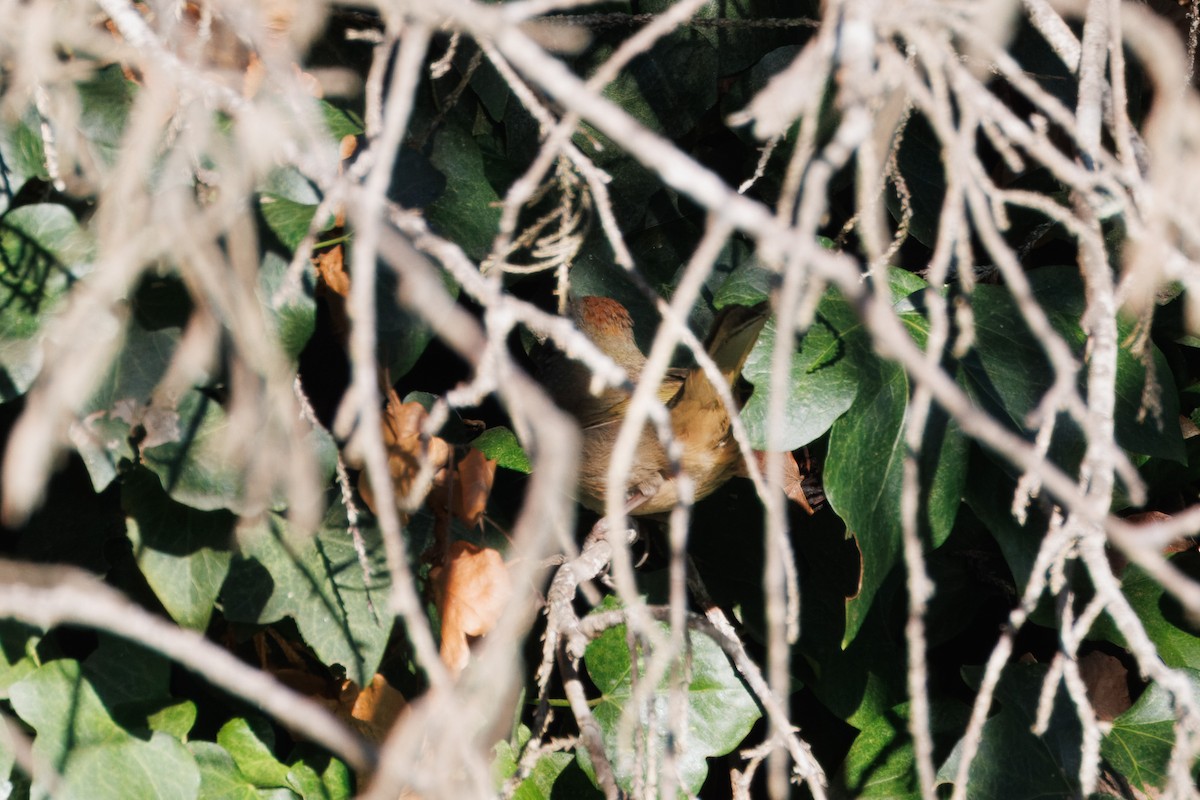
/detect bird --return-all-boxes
[536,294,770,516]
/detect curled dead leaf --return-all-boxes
[1079,650,1131,721]
[358,393,451,516]
[337,673,407,743]
[453,448,497,529]
[433,540,511,676]
[749,449,824,515]
[316,244,350,298]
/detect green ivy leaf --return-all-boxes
[320,101,364,139]
[1091,552,1200,669]
[189,741,262,800]
[9,659,201,800]
[147,700,199,740]
[493,725,574,800]
[824,272,968,646]
[76,65,137,169]
[1101,669,1200,792]
[835,701,969,798]
[74,322,180,490]
[259,250,317,363]
[937,663,1081,799]
[260,194,334,253]
[58,732,200,800]
[964,267,1184,465]
[603,32,718,140]
[141,387,337,514]
[220,498,393,686]
[887,112,946,248]
[712,258,773,310]
[140,389,245,511]
[286,744,352,800]
[217,717,292,789]
[0,203,94,401]
[740,299,860,451]
[425,120,501,260]
[472,427,531,473]
[580,597,761,795]
[81,635,194,736]
[123,467,235,631]
[0,622,40,700]
[0,109,49,206]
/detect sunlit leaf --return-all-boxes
[580,597,761,795]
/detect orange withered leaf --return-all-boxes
[315,244,350,298]
[433,541,511,676]
[358,393,451,516]
[337,673,407,743]
[453,448,497,529]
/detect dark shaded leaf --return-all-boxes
[221,497,392,685]
[824,271,967,646]
[425,120,501,260]
[123,467,235,630]
[836,701,969,798]
[937,663,1081,799]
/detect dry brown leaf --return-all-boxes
[337,673,407,743]
[748,449,822,514]
[315,244,350,298]
[1110,510,1194,575]
[452,448,497,529]
[358,394,451,516]
[1079,650,1131,721]
[434,540,512,675]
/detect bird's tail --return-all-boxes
[680,302,770,407]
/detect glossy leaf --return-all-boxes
[740,300,860,451]
[836,701,969,798]
[580,597,761,795]
[0,203,93,400]
[1101,669,1200,791]
[1090,551,1200,669]
[965,267,1183,464]
[824,271,968,646]
[221,498,392,686]
[937,663,1082,799]
[123,467,235,630]
[471,426,531,473]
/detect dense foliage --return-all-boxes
[0,1,1198,799]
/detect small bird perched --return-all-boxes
[536,295,770,515]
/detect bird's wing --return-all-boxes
[579,372,685,431]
